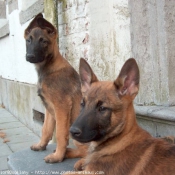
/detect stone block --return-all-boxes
[156,122,175,138]
[0,1,6,18]
[0,20,9,38]
[8,0,18,14]
[136,105,175,137]
[0,78,44,136]
[21,0,37,11]
[1,79,8,110]
[19,0,44,24]
[135,105,175,122]
[137,117,156,136]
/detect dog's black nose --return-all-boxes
[70,126,82,137]
[26,54,35,60]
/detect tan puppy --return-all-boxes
[24,13,82,163]
[65,58,175,175]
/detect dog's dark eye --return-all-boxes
[99,106,107,112]
[39,37,43,42]
[39,38,48,45]
[80,99,85,107]
[43,40,48,44]
[26,36,32,44]
[26,39,31,44]
[42,40,48,47]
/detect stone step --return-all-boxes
[7,144,79,175]
[0,107,40,171]
[135,105,175,137]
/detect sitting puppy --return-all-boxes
[24,13,83,163]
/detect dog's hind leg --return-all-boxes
[31,109,55,151]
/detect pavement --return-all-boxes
[8,144,79,175]
[0,107,79,175]
[0,107,40,171]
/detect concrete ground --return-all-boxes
[0,107,40,171]
[0,107,77,175]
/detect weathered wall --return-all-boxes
[44,0,58,29]
[0,0,44,135]
[0,16,37,84]
[0,0,44,84]
[58,0,131,80]
[129,0,175,106]
[58,0,175,106]
[0,77,43,136]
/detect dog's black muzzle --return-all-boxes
[26,54,44,63]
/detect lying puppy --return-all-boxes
[64,58,175,175]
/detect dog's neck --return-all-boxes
[85,103,150,166]
[35,46,66,78]
[89,101,147,155]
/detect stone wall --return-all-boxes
[0,0,9,38]
[129,0,175,106]
[57,0,175,106]
[0,0,45,136]
[0,77,44,136]
[58,0,131,79]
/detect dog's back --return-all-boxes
[86,129,175,175]
[38,58,81,122]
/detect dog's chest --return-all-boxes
[37,82,48,108]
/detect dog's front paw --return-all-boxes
[74,158,85,171]
[30,143,46,151]
[44,153,64,163]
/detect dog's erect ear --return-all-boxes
[114,58,140,99]
[37,17,56,35]
[24,13,43,37]
[79,58,98,93]
[24,13,56,38]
